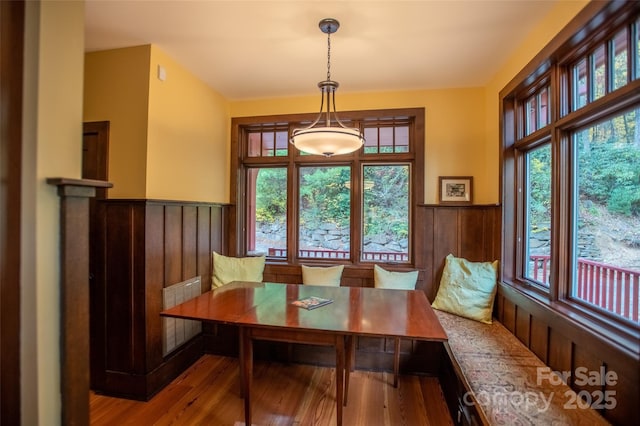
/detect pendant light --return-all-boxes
[290,18,365,157]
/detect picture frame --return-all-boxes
[439,176,473,205]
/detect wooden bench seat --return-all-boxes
[435,310,610,425]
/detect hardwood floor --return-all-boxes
[90,354,453,426]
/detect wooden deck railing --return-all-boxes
[267,248,409,262]
[529,254,639,323]
[267,249,639,322]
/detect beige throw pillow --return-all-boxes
[373,265,418,290]
[301,265,344,286]
[432,254,498,324]
[211,252,265,289]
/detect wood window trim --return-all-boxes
[500,1,640,353]
[229,107,425,266]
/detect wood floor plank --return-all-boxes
[90,354,452,426]
[156,358,240,425]
[420,377,455,426]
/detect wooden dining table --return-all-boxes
[160,281,448,426]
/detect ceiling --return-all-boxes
[84,0,560,101]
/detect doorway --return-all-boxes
[82,121,109,388]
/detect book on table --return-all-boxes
[291,296,333,310]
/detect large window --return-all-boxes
[573,110,640,322]
[232,108,424,265]
[525,144,552,287]
[299,165,351,259]
[247,167,287,256]
[503,3,640,332]
[362,164,410,262]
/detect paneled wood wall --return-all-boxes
[417,204,501,301]
[495,284,639,425]
[90,199,227,400]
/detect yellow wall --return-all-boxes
[84,45,150,198]
[22,1,86,424]
[230,88,488,204]
[146,46,229,202]
[484,0,589,202]
[84,45,229,202]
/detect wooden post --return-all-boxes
[47,178,111,426]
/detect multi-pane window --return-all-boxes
[233,108,423,266]
[363,118,410,153]
[504,6,640,327]
[569,22,638,114]
[247,124,288,157]
[572,110,640,323]
[524,86,550,136]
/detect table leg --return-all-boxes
[335,336,344,426]
[238,328,245,399]
[240,327,253,426]
[344,335,354,406]
[393,337,400,388]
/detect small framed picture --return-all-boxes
[439,176,473,205]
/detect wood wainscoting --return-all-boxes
[90,199,228,400]
[418,204,501,301]
[495,284,639,425]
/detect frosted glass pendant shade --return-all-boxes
[291,126,364,156]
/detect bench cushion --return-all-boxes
[435,310,609,425]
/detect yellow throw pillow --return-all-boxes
[432,254,498,324]
[211,252,265,289]
[301,265,344,286]
[373,265,418,290]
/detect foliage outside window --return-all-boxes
[524,144,552,287]
[233,108,423,265]
[503,4,640,330]
[299,166,351,259]
[248,167,287,256]
[362,164,410,262]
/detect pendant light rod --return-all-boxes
[289,18,365,157]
